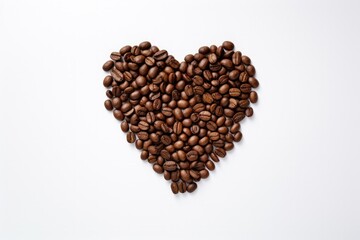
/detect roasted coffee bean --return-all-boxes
[245,107,253,117]
[113,110,124,120]
[206,160,215,171]
[240,84,251,93]
[224,142,234,151]
[178,181,186,193]
[229,88,241,97]
[139,41,151,50]
[209,132,220,141]
[187,182,197,193]
[199,111,211,121]
[161,135,172,145]
[110,52,121,61]
[171,182,179,194]
[222,41,234,51]
[163,161,177,171]
[248,77,259,88]
[103,75,113,87]
[186,150,198,161]
[103,60,114,71]
[126,132,136,143]
[104,100,113,110]
[121,121,129,132]
[153,50,168,61]
[153,164,163,174]
[250,91,258,103]
[242,55,251,65]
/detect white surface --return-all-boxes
[1,0,360,239]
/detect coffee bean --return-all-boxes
[248,77,259,88]
[187,182,197,193]
[121,121,129,132]
[104,100,113,111]
[110,52,121,61]
[222,41,234,51]
[137,131,149,141]
[103,60,114,71]
[172,121,183,135]
[120,45,131,55]
[188,135,199,146]
[241,55,251,65]
[206,160,215,171]
[245,107,253,117]
[171,182,179,194]
[220,59,233,69]
[126,132,136,143]
[229,88,241,97]
[240,83,251,93]
[186,150,198,161]
[214,148,226,158]
[153,164,164,174]
[178,181,186,193]
[153,50,168,61]
[103,75,113,87]
[139,41,151,50]
[199,111,211,121]
[250,91,258,103]
[163,161,177,171]
[161,135,172,145]
[113,110,124,121]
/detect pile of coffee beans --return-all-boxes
[103,41,259,194]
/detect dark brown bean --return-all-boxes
[103,60,114,71]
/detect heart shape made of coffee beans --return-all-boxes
[102,41,259,194]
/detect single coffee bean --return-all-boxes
[233,131,242,142]
[126,132,136,143]
[186,150,198,161]
[139,41,151,50]
[163,161,177,171]
[241,55,251,65]
[153,50,168,61]
[178,181,186,193]
[206,160,215,171]
[153,164,164,174]
[171,182,179,194]
[103,60,114,71]
[110,52,121,61]
[222,41,234,51]
[104,100,113,110]
[103,75,113,87]
[250,91,258,103]
[209,132,220,141]
[233,112,245,123]
[248,77,259,88]
[120,121,129,133]
[229,88,241,97]
[214,148,226,158]
[232,51,242,65]
[161,135,172,145]
[119,45,131,55]
[240,83,251,93]
[245,107,253,117]
[170,121,183,135]
[187,182,197,193]
[199,111,211,121]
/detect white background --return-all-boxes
[1,0,360,239]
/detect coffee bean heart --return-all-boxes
[102,41,259,194]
